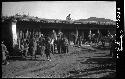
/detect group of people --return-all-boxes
[16,29,69,61]
[2,29,116,65]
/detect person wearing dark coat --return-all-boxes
[61,37,65,53]
[109,38,116,58]
[32,37,37,59]
[101,37,105,47]
[23,42,29,58]
[1,41,9,65]
[28,38,33,57]
[56,36,62,54]
[39,35,45,57]
[44,37,51,61]
[62,37,69,53]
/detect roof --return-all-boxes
[2,15,116,25]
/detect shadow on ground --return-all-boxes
[67,57,116,78]
[8,56,46,61]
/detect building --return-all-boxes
[1,15,116,55]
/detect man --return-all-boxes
[61,37,65,53]
[101,36,105,47]
[56,36,62,54]
[1,41,9,65]
[44,37,51,61]
[63,37,69,53]
[23,42,29,58]
[39,34,45,57]
[32,37,37,59]
[109,37,116,58]
[28,37,33,57]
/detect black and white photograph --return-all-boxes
[2,1,116,78]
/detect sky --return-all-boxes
[2,1,116,21]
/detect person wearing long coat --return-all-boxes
[62,37,69,53]
[24,42,29,58]
[56,36,62,54]
[32,38,37,59]
[39,35,45,57]
[44,37,51,61]
[64,37,69,53]
[28,38,33,57]
[1,41,9,65]
[109,38,116,58]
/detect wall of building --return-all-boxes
[16,20,116,42]
[1,20,13,53]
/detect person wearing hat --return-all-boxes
[1,41,9,65]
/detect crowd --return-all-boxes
[2,29,116,65]
[16,29,69,60]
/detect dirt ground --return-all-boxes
[2,45,116,78]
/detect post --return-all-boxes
[75,26,78,45]
[11,20,18,47]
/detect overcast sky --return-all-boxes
[2,1,116,21]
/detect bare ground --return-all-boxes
[2,45,116,78]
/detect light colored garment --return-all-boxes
[1,44,8,60]
[33,40,37,56]
[50,39,54,45]
[2,51,6,60]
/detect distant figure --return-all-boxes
[32,37,37,59]
[101,36,105,47]
[20,43,25,57]
[39,34,45,57]
[1,41,9,65]
[28,37,33,57]
[66,14,71,21]
[62,37,69,53]
[44,37,52,61]
[50,30,57,54]
[23,42,29,58]
[109,37,116,58]
[56,36,62,54]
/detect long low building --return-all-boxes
[1,16,116,55]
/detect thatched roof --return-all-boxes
[2,15,116,25]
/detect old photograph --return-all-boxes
[2,1,116,78]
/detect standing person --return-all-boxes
[63,37,69,53]
[77,35,81,47]
[24,41,29,58]
[109,37,116,58]
[20,42,24,57]
[61,37,65,53]
[51,30,57,54]
[101,36,105,47]
[50,38,55,54]
[56,36,62,54]
[28,37,33,57]
[39,34,45,57]
[1,41,9,65]
[44,37,51,61]
[32,37,37,59]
